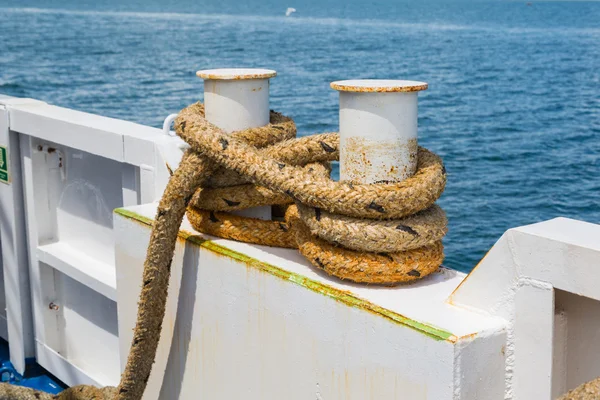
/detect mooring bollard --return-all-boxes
[197,68,277,219]
[197,68,276,132]
[331,79,428,184]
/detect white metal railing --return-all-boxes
[0,94,182,385]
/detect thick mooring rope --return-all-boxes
[180,103,447,284]
[0,102,594,400]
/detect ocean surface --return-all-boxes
[1,0,599,272]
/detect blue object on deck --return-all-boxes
[0,338,65,394]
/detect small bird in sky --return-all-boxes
[285,7,297,17]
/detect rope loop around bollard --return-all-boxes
[177,102,448,284]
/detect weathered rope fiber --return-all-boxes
[286,205,445,284]
[297,203,447,253]
[190,162,331,212]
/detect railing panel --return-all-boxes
[0,95,182,385]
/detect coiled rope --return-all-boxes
[182,103,448,284]
[0,102,449,399]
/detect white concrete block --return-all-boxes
[510,219,600,301]
[513,280,554,400]
[454,329,507,400]
[449,232,519,320]
[452,217,600,399]
[552,310,568,399]
[115,204,507,400]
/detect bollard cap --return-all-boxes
[331,79,427,93]
[197,68,277,80]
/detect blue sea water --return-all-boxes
[0,0,599,272]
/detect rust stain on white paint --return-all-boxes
[331,80,428,93]
[341,136,418,183]
[197,68,277,80]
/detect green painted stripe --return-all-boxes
[115,208,457,342]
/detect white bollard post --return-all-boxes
[197,68,277,220]
[331,79,428,184]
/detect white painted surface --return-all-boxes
[552,310,568,399]
[511,219,600,302]
[115,216,187,400]
[449,233,517,320]
[332,79,426,183]
[35,340,103,387]
[54,270,120,386]
[35,262,120,386]
[37,242,116,301]
[5,97,179,199]
[116,203,506,400]
[331,80,427,92]
[9,101,157,164]
[452,217,600,398]
[513,280,554,400]
[127,204,505,339]
[19,136,122,386]
[197,68,277,81]
[454,329,507,400]
[20,134,47,355]
[198,68,275,220]
[200,73,272,134]
[0,95,182,384]
[10,104,125,162]
[555,289,600,392]
[121,164,140,207]
[54,143,123,265]
[0,104,35,374]
[0,242,7,342]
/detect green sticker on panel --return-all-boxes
[0,146,9,184]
